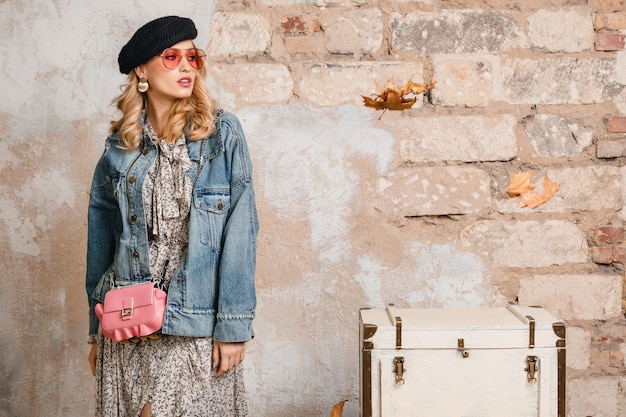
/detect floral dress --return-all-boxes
[94,118,249,417]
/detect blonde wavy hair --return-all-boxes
[110,66,216,150]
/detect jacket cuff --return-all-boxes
[89,309,100,335]
[212,315,254,342]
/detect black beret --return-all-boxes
[118,16,198,74]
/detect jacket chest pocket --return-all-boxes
[194,191,230,249]
[108,171,121,199]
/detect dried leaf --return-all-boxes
[541,174,560,198]
[516,191,548,209]
[363,78,435,111]
[407,77,437,95]
[514,174,560,209]
[506,171,535,197]
[363,93,416,110]
[330,400,346,417]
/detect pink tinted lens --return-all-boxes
[187,49,205,69]
[161,49,183,69]
[161,49,206,70]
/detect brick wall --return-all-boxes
[206,0,626,415]
[2,1,625,416]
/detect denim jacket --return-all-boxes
[86,111,258,342]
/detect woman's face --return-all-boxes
[136,40,199,104]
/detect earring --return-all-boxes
[138,76,149,93]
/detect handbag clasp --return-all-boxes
[121,298,134,320]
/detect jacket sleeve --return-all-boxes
[85,142,120,335]
[212,115,259,343]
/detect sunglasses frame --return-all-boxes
[157,48,206,70]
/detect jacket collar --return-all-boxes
[186,110,224,162]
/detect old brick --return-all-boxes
[528,7,594,52]
[567,327,591,370]
[595,33,626,51]
[612,245,626,263]
[397,114,518,163]
[280,15,320,34]
[592,246,615,264]
[519,274,623,320]
[588,0,625,13]
[596,349,625,368]
[568,379,620,417]
[525,114,593,157]
[597,138,626,158]
[376,166,491,216]
[610,351,625,367]
[462,221,589,268]
[497,166,623,213]
[501,57,620,105]
[550,166,623,211]
[595,12,626,29]
[390,10,525,54]
[325,8,383,55]
[432,55,496,107]
[607,115,626,132]
[598,226,624,244]
[209,13,271,57]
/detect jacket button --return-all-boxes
[130,215,137,222]
[142,148,149,155]
[129,176,136,184]
[132,251,139,258]
[218,202,224,210]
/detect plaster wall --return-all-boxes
[1,1,625,416]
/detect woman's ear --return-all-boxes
[134,66,146,79]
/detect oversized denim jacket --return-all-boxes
[86,111,258,342]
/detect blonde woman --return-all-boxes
[86,16,258,417]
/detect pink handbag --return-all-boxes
[95,281,167,342]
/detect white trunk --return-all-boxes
[360,303,565,417]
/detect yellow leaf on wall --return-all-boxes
[363,78,436,111]
[330,400,346,417]
[516,175,560,209]
[506,171,535,197]
[506,172,560,209]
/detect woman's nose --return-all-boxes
[179,54,192,71]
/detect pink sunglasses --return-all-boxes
[157,48,206,70]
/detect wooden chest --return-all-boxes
[360,303,565,417]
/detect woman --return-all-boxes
[86,16,258,417]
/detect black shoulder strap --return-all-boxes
[193,109,223,186]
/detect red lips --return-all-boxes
[178,77,192,87]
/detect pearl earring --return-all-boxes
[138,76,149,93]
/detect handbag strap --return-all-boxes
[193,108,223,187]
[193,138,206,187]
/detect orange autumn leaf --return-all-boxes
[506,171,535,197]
[330,400,346,417]
[541,174,560,197]
[363,77,436,111]
[407,78,437,95]
[516,191,548,209]
[517,175,560,209]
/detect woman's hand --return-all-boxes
[89,344,97,376]
[212,341,245,378]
